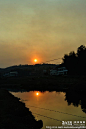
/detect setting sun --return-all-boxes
[34,59,37,63]
[36,92,39,96]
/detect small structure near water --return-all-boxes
[50,67,68,75]
[50,70,58,75]
[3,71,18,77]
[58,67,68,75]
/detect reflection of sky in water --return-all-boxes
[11,91,86,129]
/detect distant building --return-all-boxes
[3,71,18,77]
[57,67,68,75]
[3,73,10,77]
[9,72,18,77]
[50,67,68,75]
[50,70,58,75]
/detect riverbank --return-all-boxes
[0,89,43,129]
[0,75,86,92]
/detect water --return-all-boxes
[10,91,86,129]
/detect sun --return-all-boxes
[36,92,39,96]
[34,59,37,63]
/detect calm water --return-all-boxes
[10,91,86,129]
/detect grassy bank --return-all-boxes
[0,89,43,129]
[0,75,86,92]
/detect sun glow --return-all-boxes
[34,59,37,63]
[36,92,39,96]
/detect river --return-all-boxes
[10,91,86,129]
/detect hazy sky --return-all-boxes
[0,0,86,68]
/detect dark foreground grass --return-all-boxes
[0,75,86,92]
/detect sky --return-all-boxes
[0,0,86,68]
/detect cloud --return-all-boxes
[0,0,86,67]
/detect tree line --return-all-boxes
[62,45,86,75]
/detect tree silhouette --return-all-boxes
[77,45,86,57]
[62,45,86,75]
[62,51,77,74]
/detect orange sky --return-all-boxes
[0,0,86,68]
